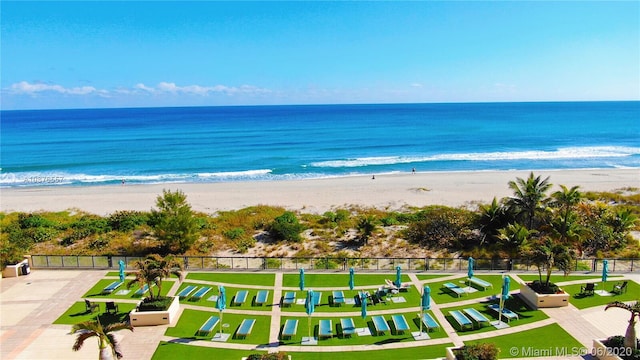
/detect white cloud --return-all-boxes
[136,82,271,96]
[10,81,102,96]
[410,83,424,88]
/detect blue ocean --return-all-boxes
[1,101,639,188]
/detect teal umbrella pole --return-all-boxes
[360,292,367,320]
[305,289,315,339]
[467,257,475,288]
[420,285,430,334]
[299,268,305,291]
[395,266,402,288]
[349,267,355,290]
[499,276,510,324]
[118,260,125,283]
[217,286,226,335]
[602,260,608,283]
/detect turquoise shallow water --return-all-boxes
[1,101,638,187]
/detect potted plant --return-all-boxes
[591,301,640,360]
[446,343,499,360]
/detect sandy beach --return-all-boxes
[0,169,638,215]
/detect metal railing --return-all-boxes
[28,255,638,273]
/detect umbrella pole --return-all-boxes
[219,309,223,335]
[498,296,503,324]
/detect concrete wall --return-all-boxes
[519,283,569,309]
[130,296,180,327]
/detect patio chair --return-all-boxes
[102,281,123,294]
[105,301,119,314]
[340,318,356,337]
[463,308,490,328]
[468,277,493,291]
[255,290,269,306]
[449,310,473,331]
[391,314,410,334]
[612,281,628,294]
[442,282,466,298]
[421,312,440,332]
[372,315,390,335]
[580,283,595,296]
[197,316,220,336]
[318,319,333,339]
[487,304,519,322]
[281,319,298,340]
[233,290,249,306]
[235,319,256,339]
[85,299,99,313]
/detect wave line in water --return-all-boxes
[309,146,640,168]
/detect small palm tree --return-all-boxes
[605,301,640,350]
[127,254,183,300]
[478,197,512,245]
[356,215,377,245]
[72,319,133,360]
[550,185,582,244]
[508,172,552,229]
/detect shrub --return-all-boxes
[71,215,111,235]
[223,227,245,240]
[405,206,475,249]
[108,211,148,232]
[137,296,174,312]
[455,343,500,360]
[268,211,305,242]
[18,213,56,229]
[150,190,200,253]
[528,280,560,294]
[247,352,289,360]
[28,227,59,243]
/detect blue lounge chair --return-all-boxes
[340,318,356,337]
[282,292,296,307]
[487,304,519,322]
[281,319,298,339]
[255,290,269,306]
[391,314,410,334]
[319,319,333,339]
[372,315,390,335]
[236,319,255,339]
[177,285,197,299]
[468,277,493,291]
[463,308,490,328]
[197,316,220,336]
[190,286,211,301]
[443,282,466,297]
[332,291,345,306]
[313,291,322,306]
[233,290,249,306]
[102,281,123,294]
[421,313,440,332]
[134,284,152,296]
[449,310,473,331]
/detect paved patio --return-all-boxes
[1,270,638,360]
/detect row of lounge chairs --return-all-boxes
[449,305,519,331]
[102,281,151,297]
[196,316,256,339]
[178,286,271,306]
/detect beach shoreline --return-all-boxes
[0,168,638,215]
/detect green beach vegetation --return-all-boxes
[1,173,638,267]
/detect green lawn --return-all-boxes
[441,295,547,334]
[53,301,137,325]
[278,310,447,347]
[281,273,410,288]
[83,279,174,299]
[152,341,454,360]
[564,279,640,309]
[165,309,271,345]
[429,275,521,305]
[517,274,622,284]
[279,287,422,313]
[176,283,274,310]
[464,323,583,358]
[185,272,275,286]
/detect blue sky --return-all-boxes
[2,1,638,110]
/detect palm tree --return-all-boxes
[478,197,512,245]
[72,319,133,360]
[127,254,183,300]
[357,215,377,245]
[605,301,640,350]
[508,172,552,229]
[550,185,582,243]
[498,223,535,257]
[521,237,574,287]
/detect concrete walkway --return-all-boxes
[1,270,638,359]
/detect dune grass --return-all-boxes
[54,301,137,325]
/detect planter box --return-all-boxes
[3,259,30,278]
[592,339,624,360]
[519,283,569,309]
[130,296,180,327]
[445,346,458,360]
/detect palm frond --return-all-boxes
[72,331,96,352]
